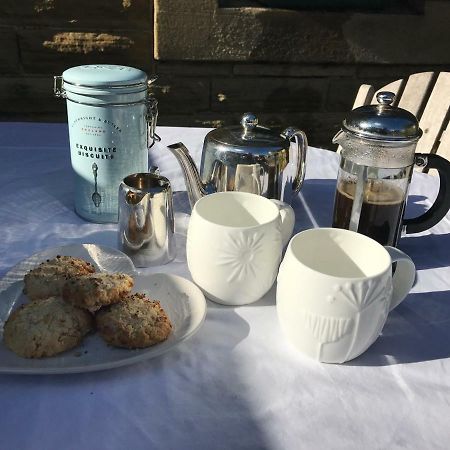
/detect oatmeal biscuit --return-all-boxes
[23,255,95,301]
[96,293,172,349]
[3,296,94,358]
[62,273,134,313]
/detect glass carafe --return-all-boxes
[332,92,450,247]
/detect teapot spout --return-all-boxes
[167,142,215,209]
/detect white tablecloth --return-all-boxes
[1,123,450,450]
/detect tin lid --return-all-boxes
[60,64,153,97]
[207,113,287,155]
[342,92,422,142]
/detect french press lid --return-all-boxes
[206,112,288,155]
[342,92,422,142]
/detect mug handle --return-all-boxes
[385,246,416,311]
[270,199,295,248]
[403,153,450,234]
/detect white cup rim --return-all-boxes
[286,228,392,280]
[192,192,280,230]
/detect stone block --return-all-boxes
[155,7,351,63]
[155,0,215,14]
[233,63,357,77]
[155,0,450,65]
[211,77,327,112]
[0,27,20,74]
[156,61,233,76]
[157,112,234,129]
[325,78,362,112]
[19,29,154,74]
[343,2,450,64]
[356,64,450,79]
[0,76,65,114]
[154,12,214,61]
[0,0,152,28]
[152,76,210,115]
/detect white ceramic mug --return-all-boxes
[276,228,416,363]
[187,192,295,306]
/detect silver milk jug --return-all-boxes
[118,171,176,267]
[54,64,159,223]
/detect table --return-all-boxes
[1,123,450,450]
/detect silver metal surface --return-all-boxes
[146,96,161,148]
[377,91,395,105]
[118,171,176,267]
[167,113,308,208]
[167,143,216,208]
[53,76,65,98]
[281,127,308,203]
[342,91,422,142]
[241,112,258,130]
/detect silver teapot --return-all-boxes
[167,113,308,208]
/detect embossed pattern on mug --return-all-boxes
[334,278,388,361]
[335,279,386,311]
[302,311,353,344]
[301,310,353,360]
[217,231,269,283]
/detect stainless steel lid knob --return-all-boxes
[241,112,258,130]
[377,91,396,106]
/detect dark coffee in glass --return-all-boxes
[332,179,407,247]
[332,91,450,246]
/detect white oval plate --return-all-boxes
[0,245,206,374]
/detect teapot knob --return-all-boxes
[376,91,395,106]
[241,112,258,130]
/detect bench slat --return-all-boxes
[415,72,450,154]
[398,72,435,118]
[352,84,374,109]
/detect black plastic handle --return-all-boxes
[404,153,450,234]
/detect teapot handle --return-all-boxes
[403,153,450,234]
[282,128,308,194]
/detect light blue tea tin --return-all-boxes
[54,64,159,223]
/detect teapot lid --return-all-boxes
[206,113,287,154]
[342,92,422,142]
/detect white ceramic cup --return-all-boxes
[187,192,295,306]
[276,228,416,363]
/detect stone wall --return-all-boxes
[1,0,449,148]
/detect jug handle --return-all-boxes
[282,128,308,194]
[403,153,450,234]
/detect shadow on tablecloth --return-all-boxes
[346,289,450,366]
[399,233,450,270]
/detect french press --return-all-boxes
[332,91,450,247]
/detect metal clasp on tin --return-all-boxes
[146,95,161,148]
[53,76,66,98]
